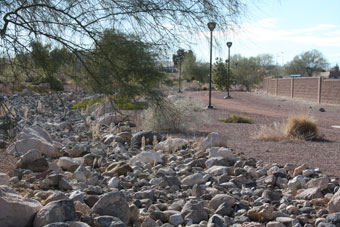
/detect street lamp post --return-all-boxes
[177,49,184,93]
[224,42,232,99]
[207,21,216,109]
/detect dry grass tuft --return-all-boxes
[220,114,254,124]
[254,122,286,141]
[285,115,319,140]
[255,114,320,141]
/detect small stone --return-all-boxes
[169,213,184,226]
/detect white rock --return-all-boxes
[0,173,9,185]
[57,157,81,171]
[207,147,233,160]
[328,187,340,213]
[0,185,42,227]
[7,126,58,157]
[129,151,162,166]
[200,132,228,151]
[206,166,230,175]
[108,177,119,189]
[155,138,189,153]
[181,173,206,186]
[288,175,306,191]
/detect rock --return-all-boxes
[45,191,69,204]
[17,149,49,172]
[205,157,230,168]
[247,204,274,222]
[181,173,205,187]
[0,173,10,185]
[208,194,235,210]
[266,221,285,227]
[207,147,233,160]
[207,214,225,227]
[140,217,158,227]
[97,113,123,126]
[7,126,58,157]
[129,151,162,166]
[306,176,329,190]
[94,215,126,227]
[89,192,130,225]
[325,212,340,226]
[155,138,189,153]
[131,131,162,148]
[169,213,184,226]
[57,157,81,171]
[105,162,132,176]
[293,164,309,177]
[33,199,76,227]
[181,200,208,224]
[288,175,306,191]
[68,143,87,157]
[206,165,231,176]
[328,188,340,213]
[200,132,228,151]
[296,187,323,200]
[0,185,42,227]
[108,177,119,189]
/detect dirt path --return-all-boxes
[183,90,340,177]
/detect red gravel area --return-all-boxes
[182,90,340,178]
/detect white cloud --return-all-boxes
[227,18,340,47]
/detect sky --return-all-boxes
[189,0,340,67]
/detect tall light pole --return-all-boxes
[207,21,216,109]
[177,49,184,93]
[225,42,232,99]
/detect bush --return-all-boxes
[220,114,254,123]
[72,97,106,109]
[254,114,320,141]
[142,96,207,132]
[285,115,319,140]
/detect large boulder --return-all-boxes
[7,126,58,157]
[200,132,228,151]
[0,185,42,227]
[329,188,340,213]
[33,199,77,227]
[89,191,130,225]
[97,113,124,126]
[16,149,49,172]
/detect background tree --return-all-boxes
[212,58,228,90]
[285,50,329,77]
[87,29,164,99]
[0,0,248,96]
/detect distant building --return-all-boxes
[319,71,340,79]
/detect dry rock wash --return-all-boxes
[1,91,340,227]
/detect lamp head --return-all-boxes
[207,22,216,31]
[227,42,232,48]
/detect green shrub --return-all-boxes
[220,114,254,123]
[71,97,106,109]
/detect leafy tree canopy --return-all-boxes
[285,49,329,77]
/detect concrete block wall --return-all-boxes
[263,77,340,105]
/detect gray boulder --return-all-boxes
[0,185,42,227]
[89,192,130,225]
[33,199,77,227]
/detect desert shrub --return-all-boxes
[183,80,202,91]
[72,97,106,109]
[142,96,207,132]
[285,115,319,140]
[220,114,254,124]
[255,114,320,141]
